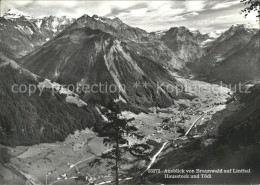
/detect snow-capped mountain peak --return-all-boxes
[191,29,201,37]
[4,8,33,19]
[207,30,225,39]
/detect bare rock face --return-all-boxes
[161,27,203,64]
[21,28,190,108]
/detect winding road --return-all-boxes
[141,107,215,176]
[141,141,169,176]
[185,107,213,136]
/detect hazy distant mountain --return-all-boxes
[150,29,168,39]
[0,9,74,55]
[210,24,257,54]
[161,26,203,63]
[190,30,209,41]
[0,53,99,145]
[191,29,224,48]
[209,32,260,83]
[152,28,223,49]
[190,24,258,81]
[21,27,190,107]
[3,8,34,19]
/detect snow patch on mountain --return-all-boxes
[153,29,168,37]
[93,15,106,23]
[201,39,213,47]
[208,30,224,38]
[199,30,225,47]
[214,54,225,63]
[4,8,33,19]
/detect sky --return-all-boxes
[1,0,259,33]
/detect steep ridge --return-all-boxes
[0,54,99,146]
[161,27,203,64]
[21,28,191,108]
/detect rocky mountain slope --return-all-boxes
[0,53,99,146]
[0,9,74,55]
[21,27,191,108]
[161,27,203,64]
[55,14,184,71]
[0,42,21,60]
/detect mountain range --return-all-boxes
[20,27,189,107]
[0,9,259,145]
[0,9,191,145]
[1,9,74,55]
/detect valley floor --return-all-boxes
[0,77,242,185]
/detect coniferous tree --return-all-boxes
[90,100,150,185]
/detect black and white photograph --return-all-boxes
[0,0,259,184]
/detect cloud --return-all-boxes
[106,3,147,17]
[1,0,258,33]
[184,1,206,12]
[211,1,240,10]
